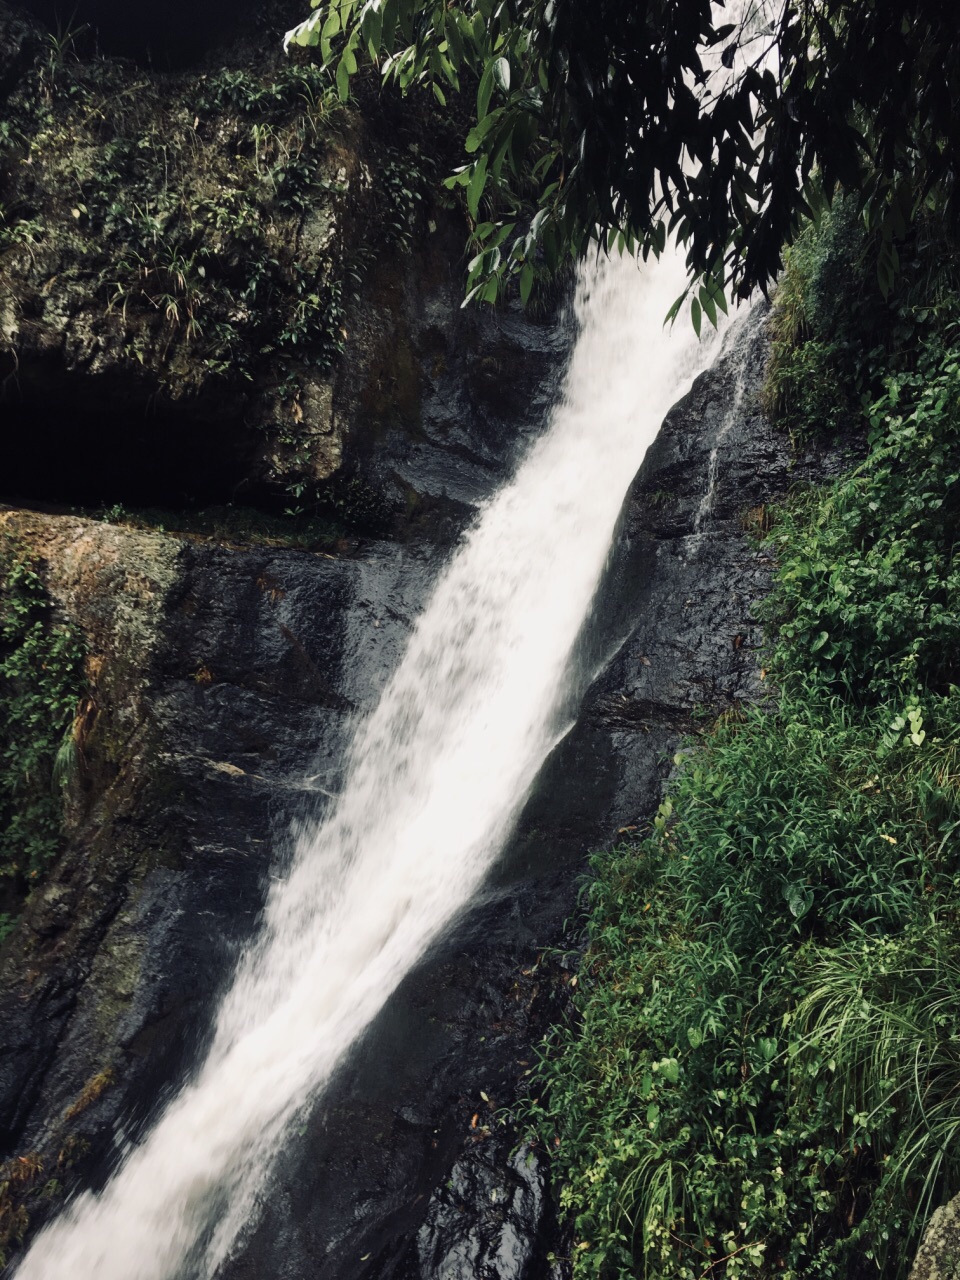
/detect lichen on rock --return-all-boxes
[911,1199,960,1280]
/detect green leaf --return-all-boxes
[519,260,534,306]
[465,109,503,154]
[783,883,814,919]
[360,3,383,57]
[336,56,351,100]
[284,15,322,48]
[466,155,488,220]
[322,8,341,43]
[445,12,465,64]
[477,59,496,121]
[698,285,717,329]
[665,292,686,327]
[380,0,398,51]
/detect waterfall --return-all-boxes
[15,248,719,1280]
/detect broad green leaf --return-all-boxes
[465,109,503,154]
[445,12,465,63]
[477,59,496,121]
[380,0,398,51]
[699,285,717,329]
[285,16,321,47]
[691,295,702,338]
[322,9,341,42]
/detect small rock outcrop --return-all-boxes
[911,1198,960,1280]
[416,1142,547,1280]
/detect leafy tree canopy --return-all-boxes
[285,0,960,320]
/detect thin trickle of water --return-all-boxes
[16,250,720,1280]
[692,348,750,534]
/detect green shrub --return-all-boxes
[528,686,960,1280]
[763,201,874,443]
[771,328,960,704]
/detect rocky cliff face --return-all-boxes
[0,0,563,530]
[0,299,841,1278]
[0,3,845,1276]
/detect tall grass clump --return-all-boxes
[527,224,960,1280]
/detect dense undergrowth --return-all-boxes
[0,538,86,939]
[529,206,960,1280]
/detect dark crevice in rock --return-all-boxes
[1,377,262,510]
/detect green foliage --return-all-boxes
[0,40,442,512]
[0,206,45,257]
[286,0,960,312]
[526,223,960,1279]
[771,327,960,705]
[529,687,960,1280]
[0,540,86,902]
[765,199,960,446]
[193,63,336,117]
[379,145,433,251]
[0,48,354,389]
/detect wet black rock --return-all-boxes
[416,1141,546,1280]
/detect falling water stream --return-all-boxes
[16,248,724,1280]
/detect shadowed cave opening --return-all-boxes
[1,363,266,509]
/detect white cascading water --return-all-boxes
[16,247,722,1280]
